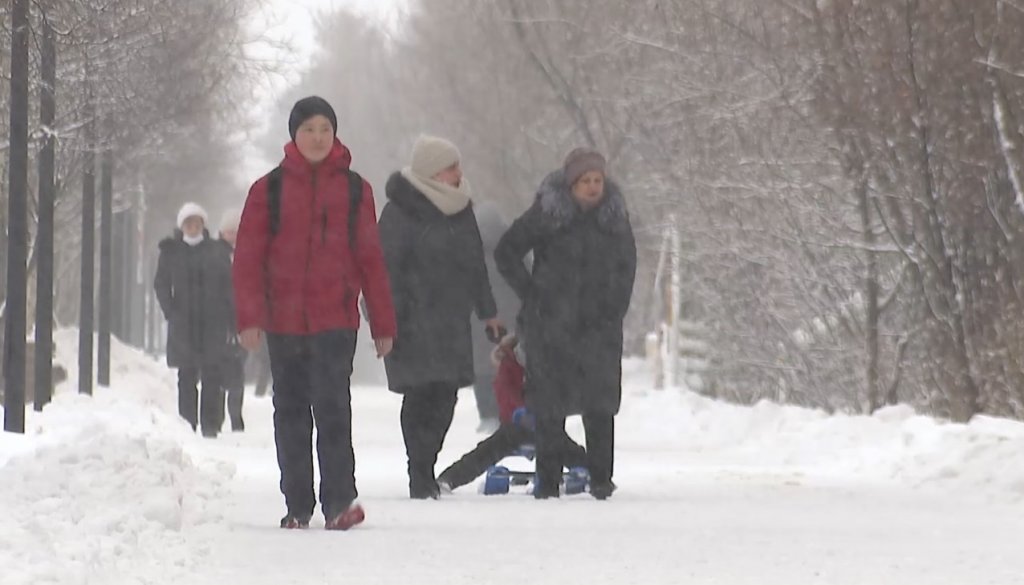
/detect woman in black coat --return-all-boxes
[154,203,234,437]
[215,209,245,432]
[379,135,503,499]
[495,148,637,499]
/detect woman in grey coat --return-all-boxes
[379,135,504,499]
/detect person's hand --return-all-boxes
[239,328,263,351]
[485,318,506,344]
[375,337,394,358]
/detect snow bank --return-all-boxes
[0,330,233,585]
[619,367,1024,500]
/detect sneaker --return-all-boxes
[325,503,365,531]
[279,514,310,529]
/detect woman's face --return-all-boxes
[571,170,605,209]
[182,216,204,238]
[432,161,463,188]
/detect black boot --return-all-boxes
[408,463,440,499]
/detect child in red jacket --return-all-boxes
[437,333,586,492]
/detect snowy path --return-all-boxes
[3,338,1024,584]
[194,390,1024,585]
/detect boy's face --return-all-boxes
[294,115,334,164]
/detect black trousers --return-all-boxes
[536,413,614,495]
[267,329,358,520]
[220,353,246,431]
[438,423,587,490]
[178,366,222,436]
[400,382,459,496]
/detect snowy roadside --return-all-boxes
[618,359,1024,501]
[0,331,234,585]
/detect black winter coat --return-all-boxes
[379,172,498,392]
[154,231,234,368]
[495,170,637,417]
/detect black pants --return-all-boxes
[178,366,222,436]
[220,353,245,431]
[400,382,459,497]
[536,413,614,496]
[438,423,587,490]
[472,373,499,421]
[267,329,358,520]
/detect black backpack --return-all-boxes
[265,166,363,248]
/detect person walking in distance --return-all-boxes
[216,209,245,432]
[468,203,521,434]
[154,203,234,438]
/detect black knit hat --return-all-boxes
[288,96,338,141]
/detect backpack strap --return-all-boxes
[266,165,361,249]
[266,166,283,236]
[346,169,363,250]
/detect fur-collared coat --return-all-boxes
[495,170,637,417]
[378,172,498,392]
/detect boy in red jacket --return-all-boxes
[437,333,586,492]
[234,96,396,530]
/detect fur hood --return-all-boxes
[536,170,629,233]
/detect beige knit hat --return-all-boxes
[410,135,461,179]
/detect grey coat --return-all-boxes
[495,170,637,416]
[154,231,234,368]
[378,172,498,392]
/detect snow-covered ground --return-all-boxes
[2,332,1023,585]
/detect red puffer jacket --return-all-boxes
[233,139,397,339]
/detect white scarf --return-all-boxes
[183,233,205,246]
[401,167,472,216]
